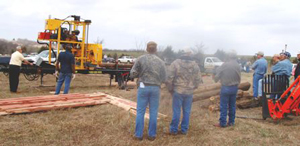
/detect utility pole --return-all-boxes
[285,44,287,52]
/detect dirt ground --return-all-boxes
[0,72,300,146]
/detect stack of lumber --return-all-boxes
[193,82,261,111]
[0,93,110,116]
[0,92,167,120]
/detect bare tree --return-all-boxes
[134,37,148,51]
[95,37,104,44]
[192,42,206,72]
[192,42,205,54]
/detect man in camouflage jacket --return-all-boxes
[130,41,167,141]
[165,48,202,135]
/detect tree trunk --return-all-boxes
[193,89,220,102]
[194,82,251,95]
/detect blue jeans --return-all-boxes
[253,73,264,98]
[219,85,238,127]
[170,92,193,134]
[135,86,160,138]
[55,73,72,94]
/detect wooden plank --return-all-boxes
[0,94,107,106]
[2,99,110,115]
[0,93,83,101]
[0,96,106,110]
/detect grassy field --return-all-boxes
[0,72,300,146]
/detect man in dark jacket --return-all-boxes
[55,45,75,94]
[213,51,241,127]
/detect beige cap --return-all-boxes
[147,41,157,48]
[256,51,264,56]
[182,47,193,56]
[146,41,157,53]
[16,46,22,50]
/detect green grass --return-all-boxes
[0,73,300,145]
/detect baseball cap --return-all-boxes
[284,52,291,58]
[182,47,193,56]
[256,51,264,56]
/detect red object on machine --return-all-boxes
[38,32,51,40]
[268,76,300,120]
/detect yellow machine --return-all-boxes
[37,15,102,70]
[36,15,133,89]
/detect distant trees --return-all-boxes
[0,39,17,54]
[214,49,228,61]
[158,43,206,69]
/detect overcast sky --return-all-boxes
[1,0,300,56]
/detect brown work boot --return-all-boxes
[133,136,143,141]
[147,136,156,141]
[169,132,177,136]
[214,123,226,128]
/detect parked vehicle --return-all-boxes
[103,57,115,63]
[25,50,57,63]
[118,56,135,63]
[203,57,224,73]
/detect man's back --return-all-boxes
[272,59,292,77]
[167,58,202,94]
[58,51,75,73]
[130,54,166,86]
[252,58,268,75]
[215,60,241,86]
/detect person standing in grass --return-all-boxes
[130,41,167,141]
[55,45,76,94]
[213,51,241,127]
[166,47,202,135]
[9,46,33,93]
[252,51,268,100]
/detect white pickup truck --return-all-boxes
[118,56,135,63]
[203,57,224,73]
[25,50,57,64]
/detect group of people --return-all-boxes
[8,45,75,95]
[130,41,241,141]
[9,42,298,141]
[252,51,294,100]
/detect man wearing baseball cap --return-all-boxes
[252,51,268,100]
[273,51,292,77]
[130,41,167,141]
[294,51,300,80]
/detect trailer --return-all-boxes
[0,15,134,89]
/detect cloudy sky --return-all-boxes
[0,0,300,56]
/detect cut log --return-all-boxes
[236,97,262,109]
[238,82,251,91]
[208,105,220,112]
[194,82,251,95]
[193,89,220,102]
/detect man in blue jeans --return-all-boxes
[130,41,167,141]
[252,51,268,100]
[213,51,241,127]
[55,45,76,94]
[166,47,202,135]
